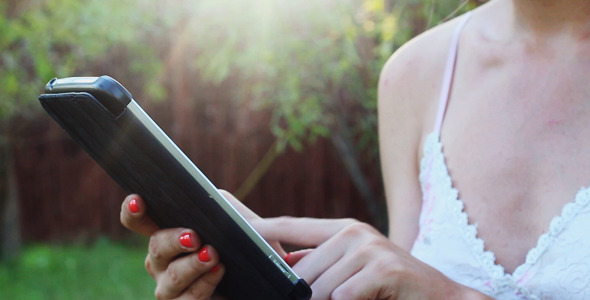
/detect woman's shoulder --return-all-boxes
[380,13,472,100]
[378,12,474,132]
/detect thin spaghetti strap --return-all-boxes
[433,11,473,135]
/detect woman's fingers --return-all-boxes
[177,264,225,300]
[284,249,313,267]
[306,246,366,299]
[219,189,260,220]
[329,267,390,300]
[147,229,201,274]
[284,222,389,298]
[255,217,358,247]
[219,189,288,257]
[121,193,229,299]
[146,229,225,299]
[289,227,355,286]
[155,246,223,299]
[120,194,159,236]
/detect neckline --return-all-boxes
[421,131,590,284]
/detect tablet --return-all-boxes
[38,76,312,300]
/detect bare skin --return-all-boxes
[121,192,486,299]
[121,0,590,298]
[121,194,225,300]
[383,0,590,273]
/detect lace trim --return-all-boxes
[420,131,590,298]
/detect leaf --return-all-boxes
[1,73,19,96]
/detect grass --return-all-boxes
[0,237,156,300]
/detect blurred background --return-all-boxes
[0,0,478,298]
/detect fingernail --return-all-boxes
[128,198,140,213]
[179,232,194,248]
[284,253,292,267]
[211,265,220,273]
[198,247,211,262]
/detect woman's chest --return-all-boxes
[433,67,590,273]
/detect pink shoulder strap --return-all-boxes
[433,11,473,135]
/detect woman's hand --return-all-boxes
[120,194,225,300]
[120,190,487,299]
[256,217,489,300]
[119,190,289,300]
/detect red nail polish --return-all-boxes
[179,232,194,248]
[198,247,211,262]
[211,265,220,273]
[129,198,140,213]
[284,253,292,266]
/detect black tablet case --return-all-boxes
[39,82,311,299]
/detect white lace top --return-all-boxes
[412,132,590,299]
[409,12,590,299]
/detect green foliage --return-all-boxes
[163,0,476,154]
[0,0,165,120]
[0,0,478,150]
[178,0,368,151]
[0,238,154,299]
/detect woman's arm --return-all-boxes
[378,49,425,249]
[378,13,474,250]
